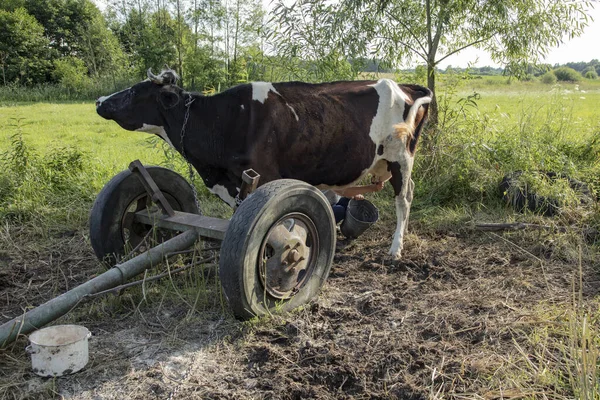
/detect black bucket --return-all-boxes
[340,199,379,239]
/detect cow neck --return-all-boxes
[179,92,202,213]
[174,91,226,167]
[163,90,229,173]
[160,91,198,154]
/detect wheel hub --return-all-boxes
[259,214,317,299]
[121,193,181,253]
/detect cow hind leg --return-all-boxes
[404,178,415,234]
[387,161,414,259]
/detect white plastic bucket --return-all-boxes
[26,325,91,377]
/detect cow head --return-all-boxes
[96,69,184,132]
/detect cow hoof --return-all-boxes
[388,248,402,260]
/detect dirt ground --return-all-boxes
[1,217,599,399]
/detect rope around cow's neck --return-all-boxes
[180,93,202,214]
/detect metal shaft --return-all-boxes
[238,169,260,201]
[0,229,199,347]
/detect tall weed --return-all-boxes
[414,86,599,216]
[0,119,94,226]
[566,274,600,400]
[502,259,600,400]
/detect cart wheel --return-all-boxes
[89,166,199,265]
[219,179,336,319]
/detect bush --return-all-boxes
[553,67,582,82]
[53,57,90,94]
[0,75,139,102]
[541,71,557,84]
[585,70,598,80]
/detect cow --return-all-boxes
[96,69,432,259]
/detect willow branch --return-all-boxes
[384,10,428,57]
[435,36,493,65]
[430,5,446,63]
[373,36,427,62]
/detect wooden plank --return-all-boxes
[134,210,229,240]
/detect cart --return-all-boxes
[0,160,336,346]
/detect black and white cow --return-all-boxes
[96,69,432,259]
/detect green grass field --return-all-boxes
[465,80,600,126]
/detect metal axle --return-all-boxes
[0,230,199,347]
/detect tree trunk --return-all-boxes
[86,31,98,77]
[1,53,6,86]
[225,0,230,84]
[176,0,183,82]
[233,0,240,66]
[427,61,438,126]
[192,0,198,90]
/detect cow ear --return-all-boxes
[161,70,179,85]
[159,90,180,109]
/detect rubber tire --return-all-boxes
[89,166,199,265]
[219,179,336,319]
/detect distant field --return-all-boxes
[462,79,600,128]
[0,102,162,165]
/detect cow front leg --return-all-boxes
[387,161,413,259]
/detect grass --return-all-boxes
[488,283,600,399]
[0,76,599,398]
[0,103,164,177]
[0,103,231,225]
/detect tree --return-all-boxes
[2,0,126,79]
[186,0,226,89]
[272,0,594,124]
[76,2,126,78]
[269,0,363,82]
[23,0,95,57]
[223,0,264,86]
[0,8,52,85]
[115,7,179,78]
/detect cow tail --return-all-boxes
[393,96,432,140]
